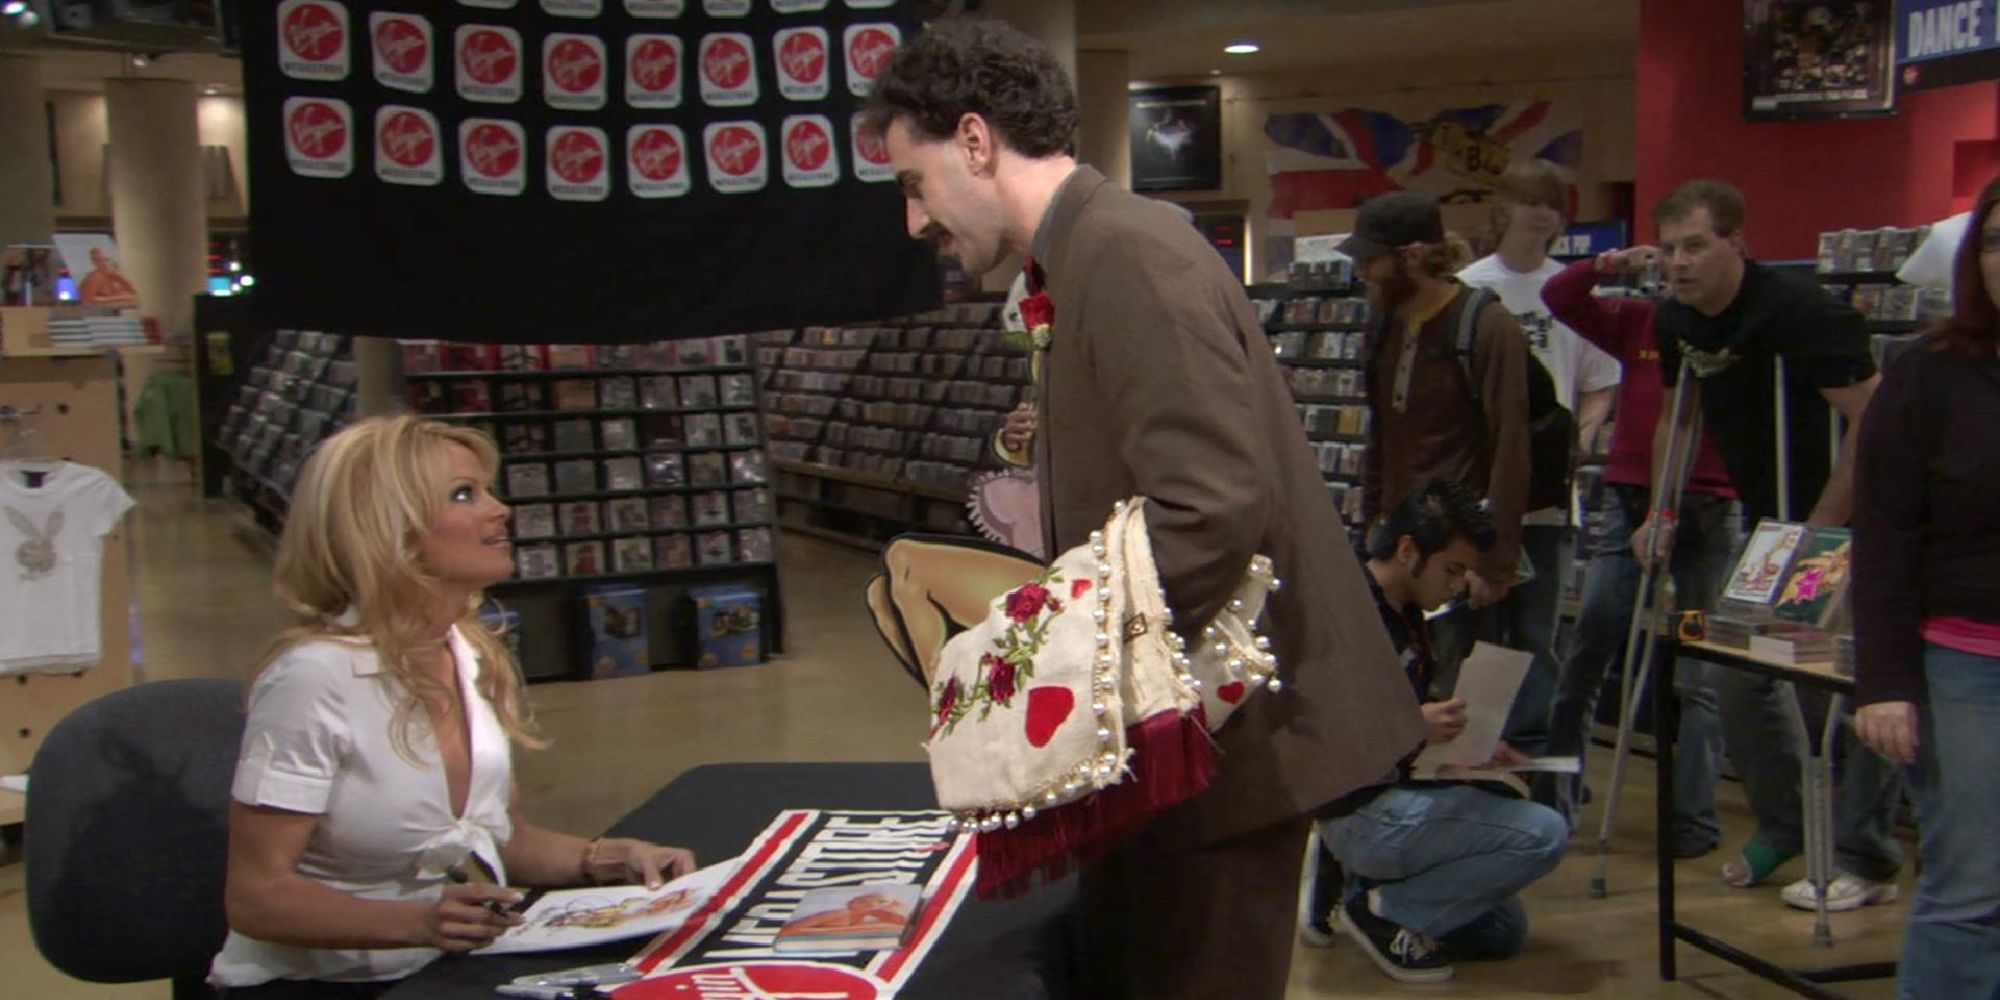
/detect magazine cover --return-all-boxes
[1773,527,1853,627]
[1726,520,1811,605]
[773,885,923,955]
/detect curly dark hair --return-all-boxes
[860,16,1079,158]
[1365,480,1497,564]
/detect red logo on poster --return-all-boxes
[287,100,347,159]
[373,16,425,74]
[465,123,522,177]
[709,124,762,176]
[632,38,679,91]
[379,111,435,166]
[847,27,896,80]
[618,963,881,1000]
[785,118,830,171]
[283,2,344,62]
[550,129,606,184]
[703,35,752,88]
[547,37,603,93]
[855,122,889,165]
[461,28,518,85]
[778,31,826,83]
[631,127,684,180]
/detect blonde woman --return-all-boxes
[210,416,694,998]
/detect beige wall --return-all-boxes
[48,90,248,224]
[1141,44,1637,278]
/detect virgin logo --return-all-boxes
[374,17,425,74]
[379,112,434,166]
[461,29,518,84]
[616,963,880,1000]
[551,130,605,183]
[288,102,347,159]
[709,125,762,176]
[284,3,343,62]
[631,39,678,90]
[779,32,825,83]
[631,128,683,180]
[786,120,830,171]
[703,37,751,88]
[465,124,522,177]
[855,123,889,165]
[547,38,603,91]
[848,27,896,79]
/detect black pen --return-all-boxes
[444,862,535,918]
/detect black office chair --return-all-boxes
[26,678,245,1000]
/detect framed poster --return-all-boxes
[1130,85,1221,192]
[1744,0,1897,120]
[1897,0,2000,91]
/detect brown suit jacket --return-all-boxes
[1033,166,1425,846]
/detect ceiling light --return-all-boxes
[131,54,149,68]
[1209,69,1223,76]
[1224,42,1260,55]
[1,2,26,16]
[203,85,219,95]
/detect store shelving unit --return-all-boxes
[215,330,357,535]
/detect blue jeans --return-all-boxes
[1432,524,1566,756]
[1898,643,2000,1000]
[1546,485,1732,841]
[1320,784,1567,957]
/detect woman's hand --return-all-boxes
[588,837,698,890]
[1856,701,1920,764]
[414,883,523,953]
[1421,699,1468,746]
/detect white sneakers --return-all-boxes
[1779,872,1900,912]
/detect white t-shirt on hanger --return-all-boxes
[1459,254,1623,526]
[0,461,134,674]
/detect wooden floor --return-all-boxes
[0,463,1907,998]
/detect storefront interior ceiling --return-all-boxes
[5,0,1637,93]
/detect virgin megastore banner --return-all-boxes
[242,1,938,344]
[1898,0,2000,90]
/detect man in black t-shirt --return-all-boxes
[1638,180,1903,913]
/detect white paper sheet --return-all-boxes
[1412,641,1532,769]
[478,857,740,955]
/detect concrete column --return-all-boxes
[105,79,206,335]
[0,55,57,247]
[352,337,404,417]
[1076,49,1131,189]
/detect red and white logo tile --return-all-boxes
[541,0,602,15]
[780,115,839,189]
[278,0,348,82]
[850,111,892,183]
[543,33,608,111]
[703,120,767,194]
[369,11,431,93]
[547,125,611,202]
[627,124,691,199]
[374,105,442,186]
[702,0,750,15]
[843,23,899,97]
[697,32,758,107]
[283,96,352,178]
[773,26,829,102]
[459,118,527,196]
[623,0,683,15]
[456,24,523,103]
[625,34,683,109]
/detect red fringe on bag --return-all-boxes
[970,706,1218,899]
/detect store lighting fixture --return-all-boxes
[17,10,34,25]
[1,2,26,16]
[228,260,241,273]
[204,86,219,95]
[1223,42,1260,55]
[131,54,149,68]
[238,274,255,287]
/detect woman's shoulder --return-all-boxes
[253,634,379,695]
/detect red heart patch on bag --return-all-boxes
[1024,686,1074,748]
[1217,681,1246,704]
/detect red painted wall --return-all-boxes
[1636,0,2000,259]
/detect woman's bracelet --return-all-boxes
[581,836,604,884]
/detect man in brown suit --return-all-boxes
[865,18,1424,998]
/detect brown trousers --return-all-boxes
[1070,815,1309,999]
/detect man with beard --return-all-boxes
[864,17,1422,999]
[1355,191,1535,687]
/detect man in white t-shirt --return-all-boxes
[1451,160,1620,762]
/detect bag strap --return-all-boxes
[1454,285,1498,409]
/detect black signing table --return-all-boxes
[1657,641,1897,999]
[386,762,1077,1000]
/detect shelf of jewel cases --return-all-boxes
[1251,285,1375,525]
[215,329,358,533]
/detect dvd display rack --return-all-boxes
[215,330,357,535]
[1812,225,1932,354]
[1250,282,1373,526]
[758,301,1031,550]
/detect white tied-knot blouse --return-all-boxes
[208,623,515,987]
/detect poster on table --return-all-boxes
[615,808,977,999]
[239,1,940,344]
[1741,0,1897,120]
[1896,0,2000,90]
[50,234,140,307]
[1128,85,1221,192]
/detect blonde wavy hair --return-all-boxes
[256,415,545,755]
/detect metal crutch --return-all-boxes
[1590,357,1699,898]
